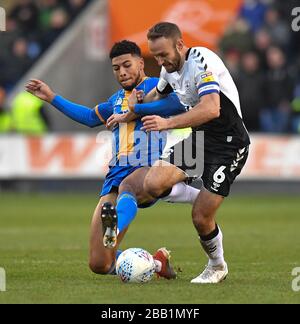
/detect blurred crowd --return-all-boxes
[0,0,300,134]
[0,0,90,91]
[219,0,300,133]
[0,0,91,134]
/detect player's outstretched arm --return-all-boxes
[51,96,104,128]
[25,79,103,128]
[133,93,186,118]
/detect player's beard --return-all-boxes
[122,71,143,91]
[164,49,182,73]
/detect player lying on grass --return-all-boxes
[26,40,200,279]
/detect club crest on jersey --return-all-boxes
[200,71,215,83]
[115,97,123,106]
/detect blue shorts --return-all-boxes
[100,165,141,196]
[100,165,158,209]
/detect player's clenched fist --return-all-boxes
[128,89,145,112]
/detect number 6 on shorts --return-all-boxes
[213,166,226,184]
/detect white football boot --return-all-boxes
[191,262,228,284]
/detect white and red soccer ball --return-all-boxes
[116,248,156,283]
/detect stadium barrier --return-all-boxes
[0,134,300,180]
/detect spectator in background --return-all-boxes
[262,7,291,51]
[237,52,265,131]
[253,28,272,70]
[8,1,42,63]
[240,0,268,32]
[9,0,39,36]
[0,17,20,61]
[11,91,50,135]
[38,0,61,31]
[41,8,70,50]
[222,49,241,82]
[260,47,294,133]
[0,87,12,133]
[0,18,21,87]
[3,38,33,89]
[219,18,253,55]
[0,0,90,90]
[274,0,297,24]
[290,11,300,65]
[66,0,87,19]
[291,84,300,134]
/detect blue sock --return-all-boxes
[116,249,122,261]
[116,191,138,233]
[108,249,123,275]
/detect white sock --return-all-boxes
[154,260,162,273]
[199,226,225,267]
[162,182,200,205]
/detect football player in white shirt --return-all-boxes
[140,22,250,284]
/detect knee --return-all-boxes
[143,175,163,198]
[119,182,135,196]
[89,259,113,275]
[119,182,134,193]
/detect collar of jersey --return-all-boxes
[173,48,191,77]
[185,48,192,61]
[123,76,149,94]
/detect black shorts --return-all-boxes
[161,131,249,197]
[201,147,249,197]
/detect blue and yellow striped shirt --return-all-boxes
[95,77,167,167]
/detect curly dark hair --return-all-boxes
[109,40,142,60]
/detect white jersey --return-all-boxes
[156,46,250,147]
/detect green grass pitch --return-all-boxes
[0,193,299,304]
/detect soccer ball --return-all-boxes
[116,248,156,283]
